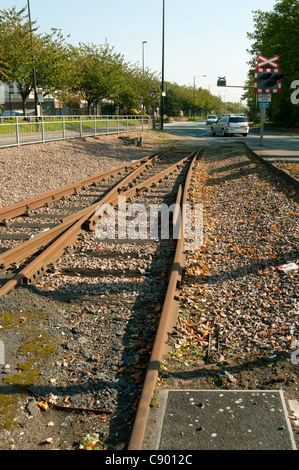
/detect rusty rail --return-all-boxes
[0,147,175,271]
[128,146,205,450]
[0,147,197,297]
[0,147,174,224]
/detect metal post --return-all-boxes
[41,116,45,142]
[142,41,147,73]
[27,0,38,118]
[62,116,65,139]
[260,107,265,146]
[16,117,19,146]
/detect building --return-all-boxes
[0,81,89,116]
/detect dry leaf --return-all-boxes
[37,401,49,411]
[99,414,108,421]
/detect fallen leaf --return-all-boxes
[37,401,49,411]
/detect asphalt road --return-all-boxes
[163,120,299,162]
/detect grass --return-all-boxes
[0,118,136,132]
[0,117,146,141]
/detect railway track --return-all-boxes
[0,144,205,449]
[0,146,179,292]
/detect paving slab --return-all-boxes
[144,390,296,450]
[245,132,299,163]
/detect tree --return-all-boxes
[246,0,299,126]
[0,7,76,115]
[37,33,78,100]
[0,7,37,114]
[115,64,160,114]
[164,87,182,117]
[71,42,125,115]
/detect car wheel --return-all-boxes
[242,133,247,137]
[211,128,216,136]
[221,128,227,137]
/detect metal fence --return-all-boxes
[0,115,152,148]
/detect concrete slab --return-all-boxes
[147,390,296,450]
[245,133,299,163]
[289,400,299,428]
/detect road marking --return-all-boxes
[198,130,213,136]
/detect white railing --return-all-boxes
[0,115,152,148]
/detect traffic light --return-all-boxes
[255,70,283,92]
[217,77,226,87]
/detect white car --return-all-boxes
[206,114,217,125]
[211,115,249,136]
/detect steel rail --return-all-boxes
[0,147,174,224]
[0,147,195,296]
[87,148,201,230]
[128,146,205,451]
[0,147,175,271]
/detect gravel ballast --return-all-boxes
[158,143,299,448]
[0,132,172,208]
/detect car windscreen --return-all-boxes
[229,117,247,123]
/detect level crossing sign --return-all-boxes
[256,54,280,68]
[254,68,283,93]
[254,54,283,93]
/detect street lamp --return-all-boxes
[27,0,38,117]
[142,41,147,73]
[193,75,206,120]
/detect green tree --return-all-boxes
[37,33,78,100]
[71,42,125,115]
[164,86,182,117]
[115,64,160,114]
[246,0,299,126]
[0,7,37,114]
[0,7,75,115]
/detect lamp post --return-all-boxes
[193,75,206,120]
[142,41,147,73]
[27,0,38,117]
[160,0,165,130]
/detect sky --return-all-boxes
[4,0,278,103]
